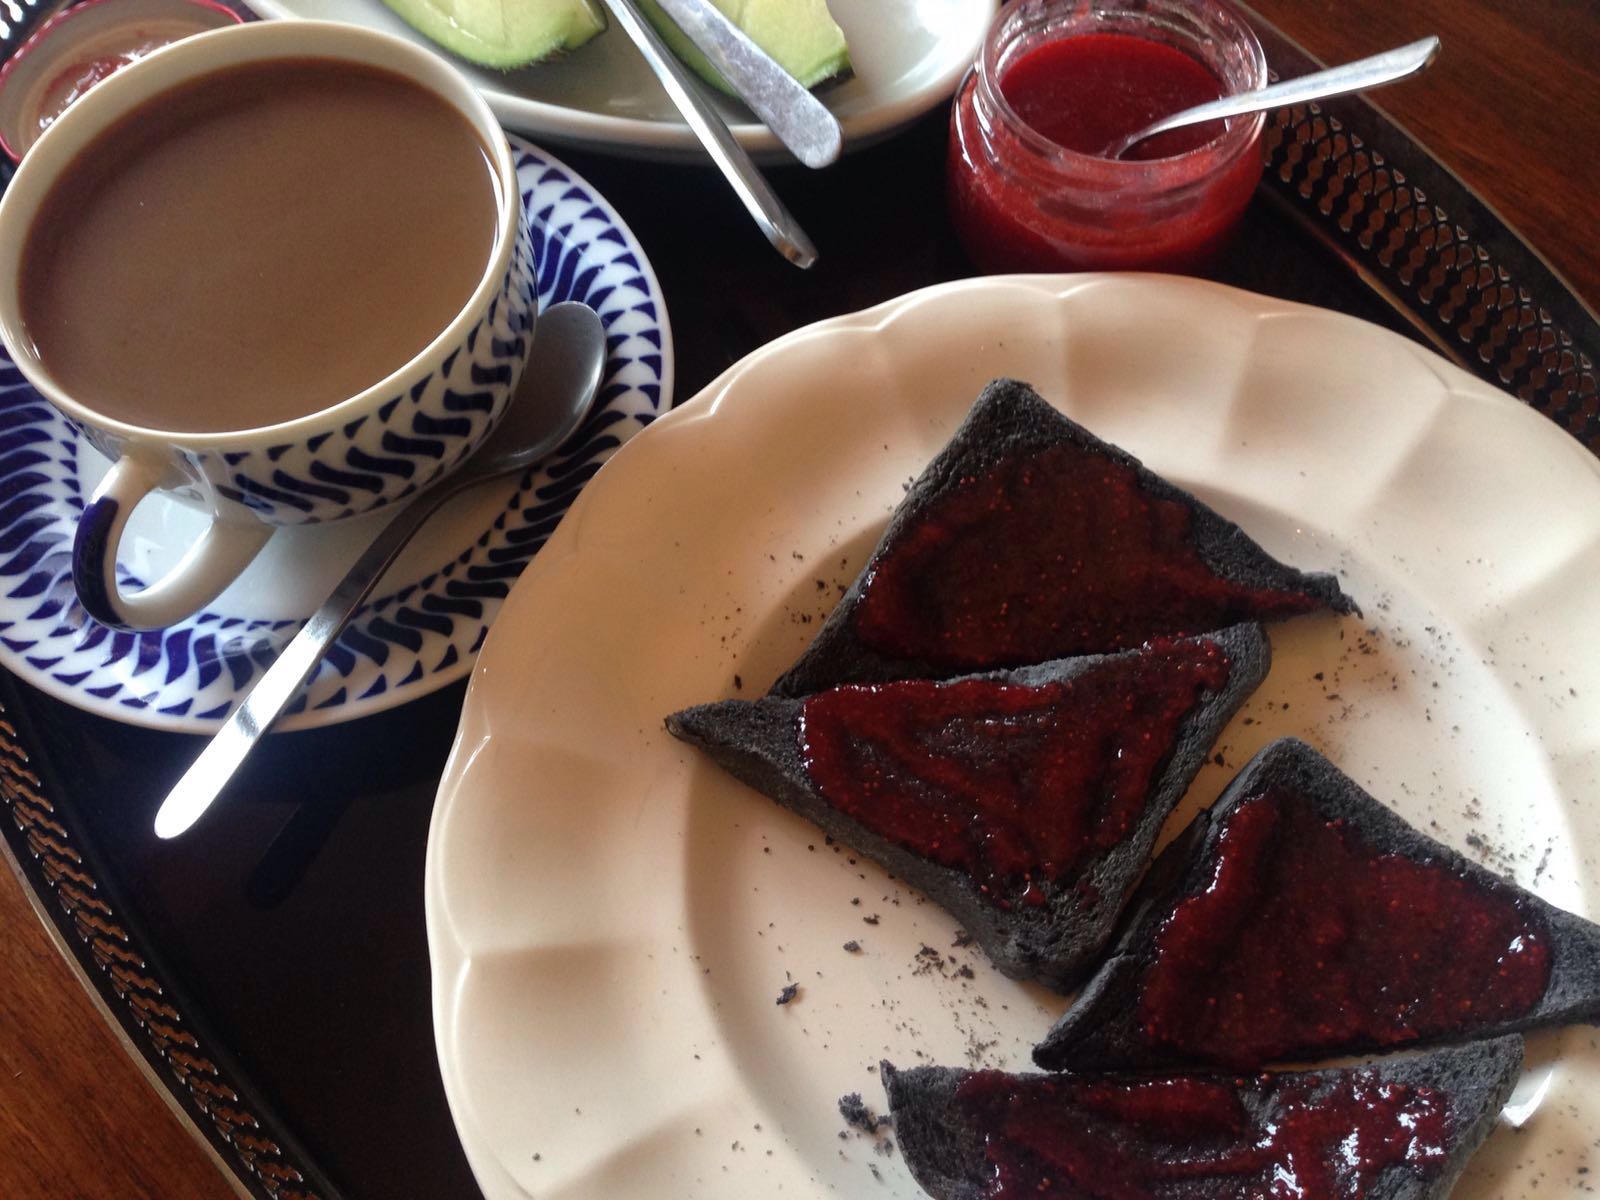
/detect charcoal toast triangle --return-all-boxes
[667,624,1269,991]
[1035,737,1600,1072]
[883,1036,1523,1200]
[771,378,1355,698]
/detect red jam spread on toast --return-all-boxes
[1137,788,1552,1065]
[798,639,1229,906]
[954,1069,1453,1198]
[851,442,1320,669]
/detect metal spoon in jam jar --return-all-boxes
[1104,35,1440,160]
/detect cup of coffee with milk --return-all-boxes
[0,20,536,630]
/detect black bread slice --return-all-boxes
[666,624,1269,992]
[883,1036,1523,1200]
[1035,737,1600,1072]
[771,378,1355,698]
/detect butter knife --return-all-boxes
[600,0,818,266]
[649,0,842,168]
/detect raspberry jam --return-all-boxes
[851,441,1320,670]
[798,638,1230,906]
[1000,34,1226,162]
[955,1069,1453,1198]
[1136,788,1552,1066]
[948,0,1267,275]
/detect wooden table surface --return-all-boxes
[1,3,1595,1197]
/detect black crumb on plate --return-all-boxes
[838,1092,894,1135]
[776,983,800,1006]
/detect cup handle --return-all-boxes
[73,454,273,631]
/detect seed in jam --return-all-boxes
[852,442,1322,670]
[954,1068,1453,1198]
[798,639,1230,905]
[1136,788,1552,1065]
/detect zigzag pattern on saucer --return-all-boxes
[0,137,672,733]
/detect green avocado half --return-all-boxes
[381,0,607,69]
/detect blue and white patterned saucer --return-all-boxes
[0,135,671,732]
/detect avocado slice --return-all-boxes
[639,0,851,94]
[382,0,607,70]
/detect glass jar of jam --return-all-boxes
[949,0,1268,275]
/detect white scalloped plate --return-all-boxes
[427,275,1600,1200]
[247,0,996,162]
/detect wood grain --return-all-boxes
[0,857,235,1200]
[0,2,1594,1198]
[1247,0,1600,307]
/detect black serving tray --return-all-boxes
[1,11,1596,1200]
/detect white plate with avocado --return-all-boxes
[247,0,996,160]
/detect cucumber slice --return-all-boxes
[382,0,607,70]
[640,0,851,95]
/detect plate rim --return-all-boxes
[426,273,1600,1200]
[244,0,998,161]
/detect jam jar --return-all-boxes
[949,0,1269,274]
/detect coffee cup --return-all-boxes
[0,20,536,631]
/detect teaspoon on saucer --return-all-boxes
[1104,36,1440,160]
[152,301,608,840]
